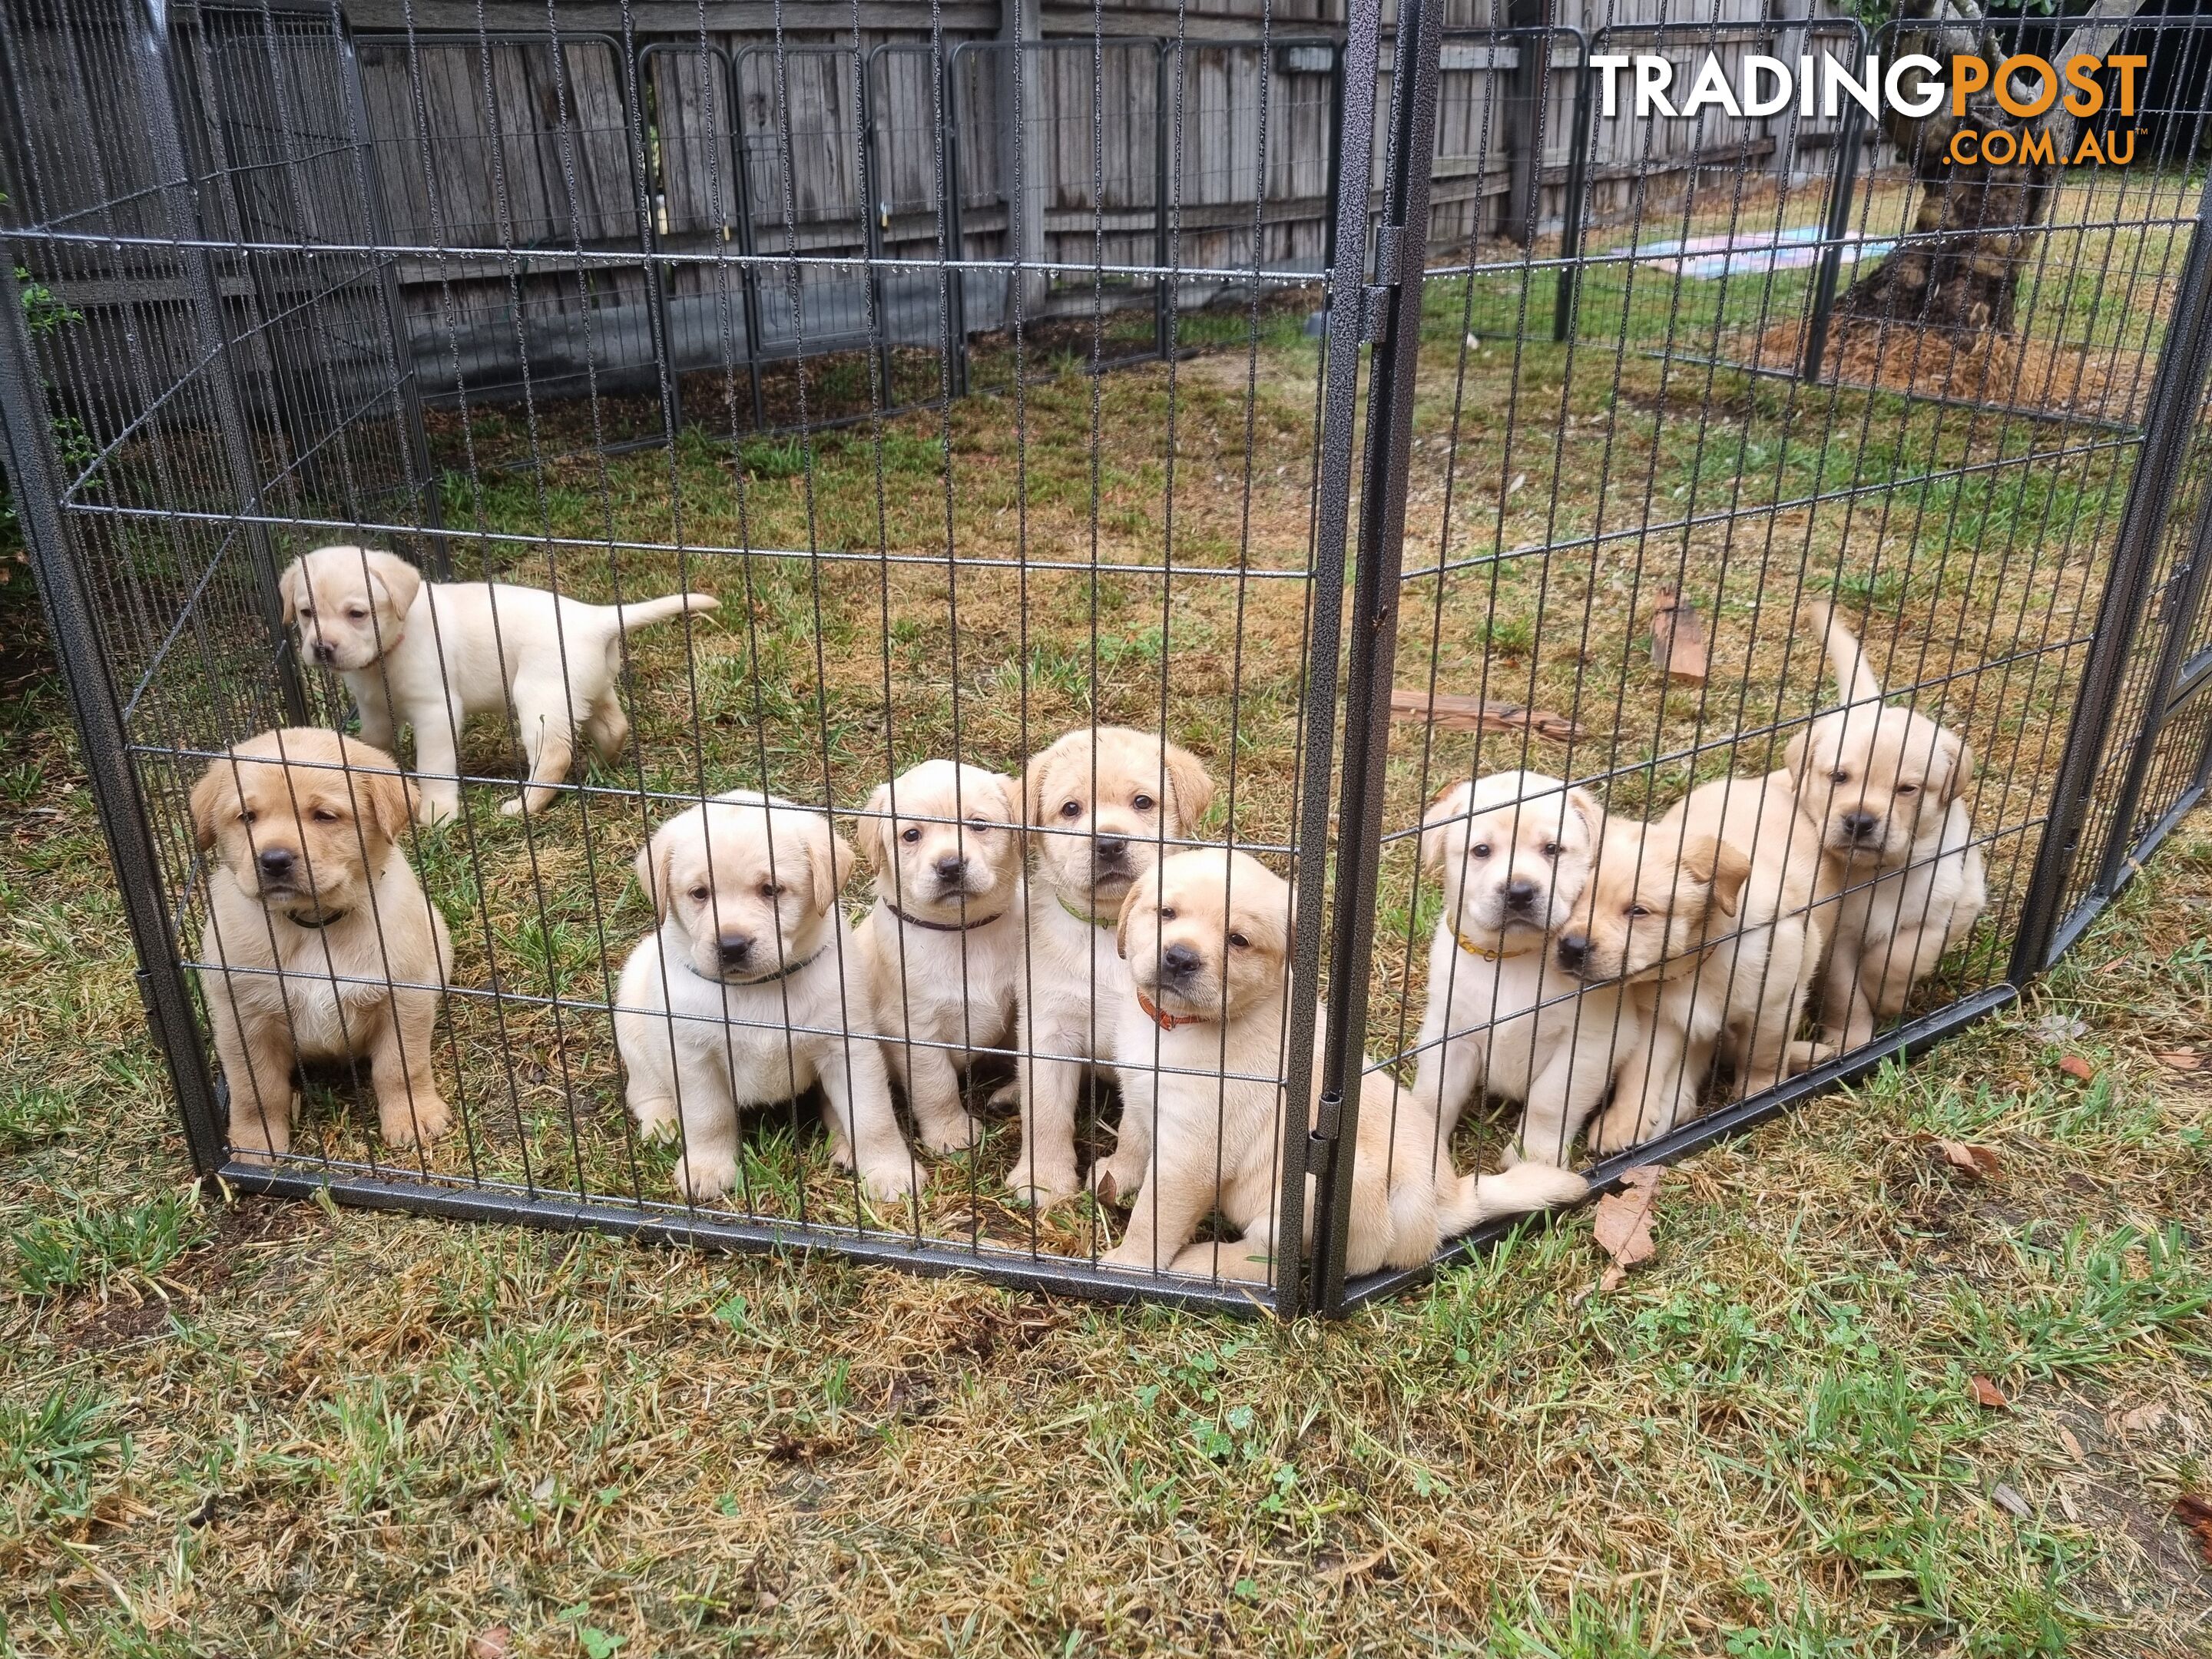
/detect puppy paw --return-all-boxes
[1786,1039,1839,1075]
[859,1159,922,1204]
[629,1098,681,1144]
[1100,1240,1161,1273]
[1585,1109,1656,1157]
[225,1092,299,1162]
[918,1112,985,1156]
[1007,1171,1081,1210]
[1088,1154,1146,1207]
[381,1091,453,1149]
[984,1079,1021,1113]
[674,1152,739,1204]
[416,790,460,826]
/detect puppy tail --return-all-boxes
[1437,1161,1588,1237]
[1806,597,1884,707]
[612,591,720,633]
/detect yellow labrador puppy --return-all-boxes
[1789,601,1985,1049]
[614,790,917,1205]
[1412,770,1635,1166]
[1102,850,1586,1282]
[190,728,452,1159]
[280,545,717,823]
[1012,725,1214,1208]
[851,759,1025,1154]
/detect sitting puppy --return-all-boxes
[851,760,1025,1154]
[280,545,717,823]
[1559,774,1826,1154]
[1103,849,1587,1281]
[1790,601,1986,1050]
[1012,725,1214,1208]
[190,728,453,1159]
[1412,770,1634,1166]
[614,791,917,1206]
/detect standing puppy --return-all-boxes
[1412,770,1633,1165]
[614,791,918,1205]
[1789,601,1985,1049]
[190,728,453,1159]
[280,545,717,823]
[1104,850,1587,1281]
[1013,726,1215,1207]
[851,760,1026,1154]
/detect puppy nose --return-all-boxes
[310,640,336,665]
[1840,809,1882,843]
[1505,876,1542,911]
[933,853,966,882]
[1555,933,1590,972]
[1159,942,1201,979]
[1094,836,1128,863]
[257,846,295,879]
[716,934,753,969]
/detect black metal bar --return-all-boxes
[0,235,230,1177]
[144,0,309,727]
[1309,0,1445,1319]
[1551,38,1592,343]
[1155,38,1171,360]
[624,37,681,445]
[729,45,768,430]
[858,48,894,408]
[943,40,971,400]
[2008,167,2212,981]
[1800,95,1866,385]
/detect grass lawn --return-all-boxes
[3,624,2210,1653]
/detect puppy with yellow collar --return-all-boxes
[1409,770,1640,1166]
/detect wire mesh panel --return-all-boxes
[8,0,2212,1318]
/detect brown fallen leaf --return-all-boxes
[2118,1401,2170,1434]
[2175,1495,2212,1566]
[1969,1375,2011,1409]
[1649,588,1710,683]
[1591,1164,1664,1292]
[2058,1055,2097,1083]
[2058,1427,2085,1460]
[467,1628,512,1659]
[1316,1545,1390,1585]
[2154,1049,2204,1071]
[1935,1139,2002,1180]
[1991,1482,2032,1520]
[1388,688,1585,742]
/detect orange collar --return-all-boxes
[1134,988,1208,1031]
[1455,929,1537,962]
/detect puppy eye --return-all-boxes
[311,807,341,824]
[1541,842,1561,859]
[295,607,313,621]
[689,885,710,902]
[1060,800,1082,820]
[1628,904,1652,919]
[1894,783,1919,796]
[346,607,369,622]
[240,809,260,826]
[1831,769,1851,784]
[759,882,783,899]
[966,816,993,830]
[1470,843,1492,859]
[900,826,922,844]
[1157,906,1177,922]
[1228,931,1250,949]
[1132,793,1154,813]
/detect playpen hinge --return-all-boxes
[1356,223,1406,343]
[1309,1088,1344,1149]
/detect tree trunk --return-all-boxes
[1836,0,2145,337]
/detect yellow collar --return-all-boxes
[1455,929,1537,962]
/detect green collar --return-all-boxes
[1057,892,1114,929]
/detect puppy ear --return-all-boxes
[278,560,303,627]
[1159,740,1216,831]
[1114,874,1147,960]
[1024,745,1058,828]
[1684,835,1753,918]
[188,759,230,855]
[993,770,1023,826]
[367,550,422,621]
[1942,737,1976,806]
[1419,780,1472,875]
[1783,727,1810,789]
[634,824,673,924]
[356,751,415,846]
[858,781,895,876]
[806,819,856,916]
[1565,786,1604,844]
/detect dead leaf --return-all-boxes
[1387,688,1585,741]
[1591,1165,1664,1290]
[2154,1049,2204,1071]
[1649,588,1710,684]
[1316,1546,1390,1585]
[1934,1139,2002,1180]
[1991,1482,2032,1519]
[2174,1495,2212,1566]
[2058,1427,2084,1460]
[2118,1401,2170,1434]
[467,1628,512,1659]
[2058,1055,2096,1083]
[1969,1376,2010,1409]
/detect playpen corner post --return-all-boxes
[2008,165,2212,982]
[943,41,972,400]
[0,259,227,1179]
[622,39,682,450]
[1799,24,1867,386]
[1551,33,1594,345]
[1156,38,1172,362]
[1306,0,1445,1318]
